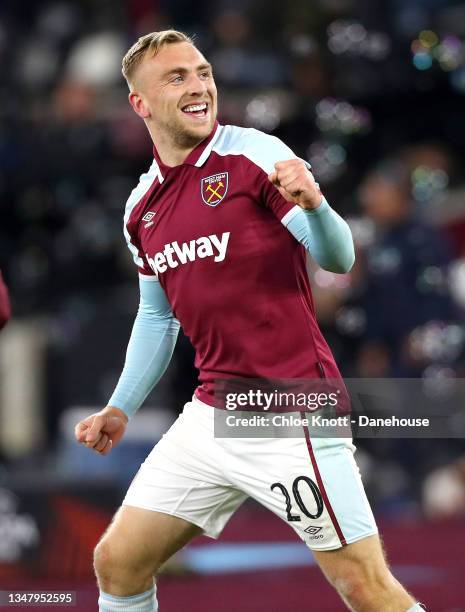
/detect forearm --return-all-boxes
[284,198,355,273]
[108,312,179,419]
[108,278,179,419]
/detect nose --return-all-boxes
[186,72,207,96]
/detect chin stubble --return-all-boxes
[167,112,214,149]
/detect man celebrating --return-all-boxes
[75,31,425,612]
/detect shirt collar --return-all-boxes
[152,121,221,177]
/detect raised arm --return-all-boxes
[269,160,355,274]
[282,197,355,273]
[236,131,354,274]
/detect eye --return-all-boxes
[199,71,211,80]
[171,75,184,83]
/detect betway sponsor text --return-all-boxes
[146,232,230,277]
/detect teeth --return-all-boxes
[183,103,207,113]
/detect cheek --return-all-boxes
[158,98,178,120]
[152,90,175,110]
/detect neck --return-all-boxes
[147,123,203,167]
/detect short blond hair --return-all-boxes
[122,30,194,87]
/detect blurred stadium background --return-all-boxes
[1,0,465,610]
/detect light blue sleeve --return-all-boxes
[283,198,355,273]
[108,277,180,419]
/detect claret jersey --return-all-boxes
[124,122,344,406]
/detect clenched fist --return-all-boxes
[268,159,322,210]
[75,405,128,456]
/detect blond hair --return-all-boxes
[122,30,194,87]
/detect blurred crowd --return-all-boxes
[1,0,465,514]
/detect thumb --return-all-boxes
[268,172,278,185]
[85,414,106,443]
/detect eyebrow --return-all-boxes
[162,63,213,78]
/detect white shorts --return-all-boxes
[123,396,378,551]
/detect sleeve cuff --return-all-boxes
[302,196,329,216]
[281,197,329,227]
[281,205,302,227]
[138,272,159,282]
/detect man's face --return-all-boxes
[132,42,217,149]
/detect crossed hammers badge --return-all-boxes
[201,172,229,207]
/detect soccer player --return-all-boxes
[75,31,426,612]
[0,270,11,331]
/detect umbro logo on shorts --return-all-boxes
[305,526,324,540]
[146,232,230,277]
[304,525,322,534]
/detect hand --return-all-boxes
[268,159,322,210]
[74,405,128,456]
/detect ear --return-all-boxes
[128,91,150,119]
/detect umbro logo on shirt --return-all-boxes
[142,211,156,229]
[146,232,230,277]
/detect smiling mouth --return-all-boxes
[181,102,209,118]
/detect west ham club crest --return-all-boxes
[201,172,229,207]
